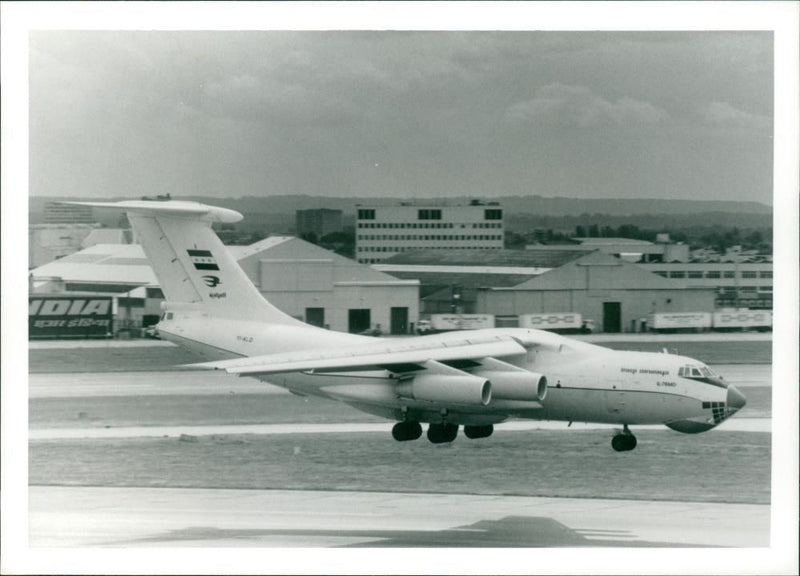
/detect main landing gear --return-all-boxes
[611,425,637,452]
[391,421,422,442]
[427,423,459,444]
[392,422,495,443]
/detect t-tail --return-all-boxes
[66,200,305,326]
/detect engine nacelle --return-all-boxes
[473,370,547,402]
[396,373,492,406]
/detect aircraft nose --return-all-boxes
[726,385,747,411]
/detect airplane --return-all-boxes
[70,200,746,451]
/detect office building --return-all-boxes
[356,201,504,264]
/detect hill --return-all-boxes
[29,194,772,233]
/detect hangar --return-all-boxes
[30,236,419,337]
[375,248,590,314]
[475,251,716,333]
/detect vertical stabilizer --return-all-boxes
[68,201,304,325]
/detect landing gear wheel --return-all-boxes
[392,421,422,442]
[427,423,459,444]
[611,428,637,452]
[464,424,494,439]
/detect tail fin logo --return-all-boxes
[187,249,219,271]
[202,275,222,287]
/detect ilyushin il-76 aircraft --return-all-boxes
[73,200,746,451]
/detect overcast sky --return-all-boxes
[29,31,773,203]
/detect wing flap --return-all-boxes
[188,334,526,376]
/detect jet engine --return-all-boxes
[486,371,547,402]
[471,358,547,402]
[396,372,492,406]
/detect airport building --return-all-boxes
[29,224,134,269]
[29,236,419,338]
[295,208,344,239]
[29,224,100,268]
[376,248,590,314]
[522,239,772,309]
[355,201,504,264]
[640,262,773,309]
[475,251,717,333]
[531,235,691,263]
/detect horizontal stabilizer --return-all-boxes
[186,334,527,375]
[64,200,243,223]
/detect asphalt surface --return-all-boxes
[29,486,769,548]
[14,334,796,576]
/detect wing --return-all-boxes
[186,333,527,376]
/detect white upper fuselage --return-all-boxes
[158,309,732,429]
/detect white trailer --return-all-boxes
[429,314,495,331]
[713,310,772,331]
[519,313,584,332]
[647,312,712,332]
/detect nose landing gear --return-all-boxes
[611,425,638,452]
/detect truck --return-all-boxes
[712,310,772,331]
[647,312,712,333]
[417,314,495,334]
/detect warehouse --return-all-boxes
[475,251,716,333]
[29,236,419,337]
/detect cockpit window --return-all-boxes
[679,364,725,387]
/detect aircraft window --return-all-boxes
[691,368,702,377]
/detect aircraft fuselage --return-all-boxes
[159,315,737,433]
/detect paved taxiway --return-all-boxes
[29,485,769,548]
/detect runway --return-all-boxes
[25,351,777,557]
[29,485,769,548]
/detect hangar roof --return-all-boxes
[573,237,654,246]
[374,249,590,294]
[495,250,689,291]
[382,248,589,268]
[31,236,407,289]
[32,244,158,285]
[227,236,293,260]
